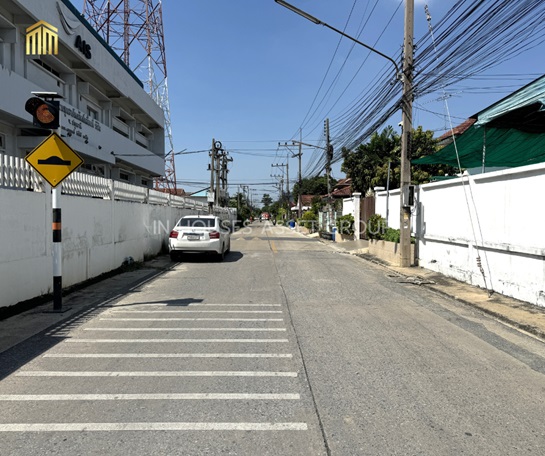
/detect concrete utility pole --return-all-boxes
[271,163,288,213]
[209,139,217,214]
[208,140,231,209]
[399,0,414,267]
[286,160,290,210]
[287,131,333,229]
[287,137,329,220]
[295,131,303,218]
[242,185,249,211]
[215,150,221,207]
[218,151,232,207]
[273,0,413,265]
[325,118,334,232]
[278,135,303,218]
[221,152,233,207]
[279,178,284,212]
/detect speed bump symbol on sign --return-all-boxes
[25,132,84,187]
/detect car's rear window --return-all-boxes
[178,218,216,228]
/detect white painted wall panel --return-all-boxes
[375,163,545,306]
[342,198,355,216]
[0,188,229,309]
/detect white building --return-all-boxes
[0,0,165,186]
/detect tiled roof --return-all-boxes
[331,186,352,198]
[437,118,476,142]
[300,195,316,205]
[156,188,186,196]
[335,177,352,187]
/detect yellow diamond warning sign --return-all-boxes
[25,132,83,187]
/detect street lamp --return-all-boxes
[274,0,401,78]
[274,0,414,267]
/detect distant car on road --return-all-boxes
[169,215,231,261]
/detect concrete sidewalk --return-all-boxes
[0,256,174,355]
[319,235,545,342]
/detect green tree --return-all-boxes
[229,192,251,225]
[410,127,457,183]
[261,193,273,211]
[341,126,399,193]
[341,125,455,191]
[310,196,322,216]
[269,199,282,220]
[292,176,337,202]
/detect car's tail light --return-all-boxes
[209,230,220,239]
[169,230,179,238]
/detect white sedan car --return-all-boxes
[168,215,231,261]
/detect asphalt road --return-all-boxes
[1,221,545,455]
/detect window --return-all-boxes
[119,171,130,181]
[87,107,98,120]
[81,163,106,177]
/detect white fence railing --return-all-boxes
[0,152,233,215]
[0,153,44,191]
[113,180,147,202]
[148,188,170,205]
[63,172,111,199]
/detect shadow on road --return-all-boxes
[172,251,243,264]
[103,298,204,308]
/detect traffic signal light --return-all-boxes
[25,97,60,129]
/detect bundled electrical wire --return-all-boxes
[305,0,545,177]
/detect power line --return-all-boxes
[303,0,545,177]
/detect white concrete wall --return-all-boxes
[0,187,233,309]
[375,190,403,230]
[375,163,545,306]
[342,197,356,216]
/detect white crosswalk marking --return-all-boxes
[108,310,283,313]
[130,303,283,307]
[101,318,284,321]
[0,393,301,401]
[0,422,308,432]
[83,327,287,332]
[65,338,290,343]
[17,371,298,377]
[44,353,293,358]
[0,300,312,452]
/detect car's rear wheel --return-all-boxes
[216,248,225,262]
[170,251,180,261]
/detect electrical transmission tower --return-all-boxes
[82,0,177,193]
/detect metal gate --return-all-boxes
[360,196,375,239]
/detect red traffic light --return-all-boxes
[25,97,60,129]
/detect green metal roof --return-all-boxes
[414,125,545,168]
[414,74,545,169]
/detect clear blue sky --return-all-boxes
[72,0,545,203]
